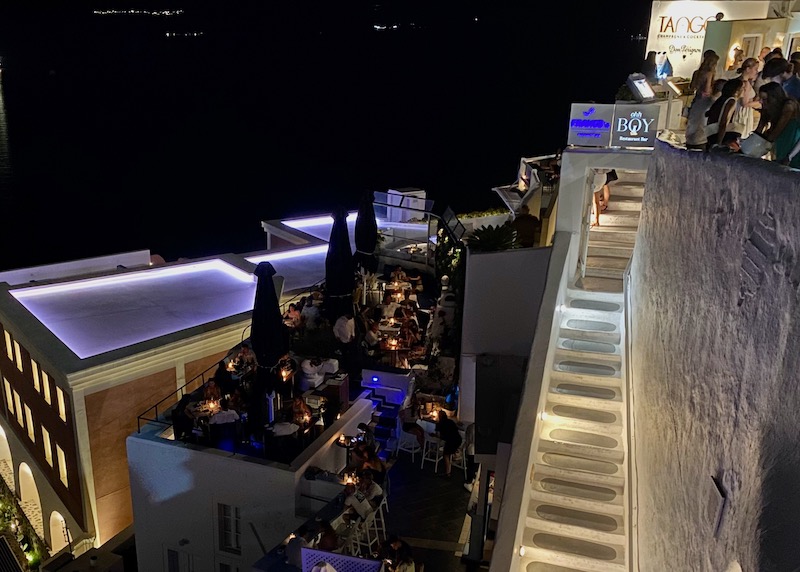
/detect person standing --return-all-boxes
[433,410,462,478]
[463,422,479,492]
[511,204,540,248]
[705,78,745,150]
[642,50,658,83]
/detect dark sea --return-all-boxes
[0,2,650,271]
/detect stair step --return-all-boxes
[587,243,633,260]
[558,326,621,345]
[585,256,630,271]
[531,475,624,510]
[587,226,638,244]
[546,391,623,413]
[605,196,642,211]
[573,276,623,294]
[520,546,627,572]
[524,514,625,546]
[528,497,625,529]
[584,265,625,281]
[564,287,623,305]
[539,431,624,464]
[562,304,622,324]
[533,457,625,487]
[597,210,639,226]
[553,348,621,368]
[556,337,620,358]
[550,368,622,388]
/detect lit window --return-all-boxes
[42,428,53,466]
[32,361,41,393]
[13,392,22,426]
[56,445,68,487]
[217,503,241,555]
[3,379,13,414]
[13,340,23,372]
[218,563,240,572]
[56,387,66,422]
[24,405,34,442]
[42,372,51,405]
[3,330,11,361]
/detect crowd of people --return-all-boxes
[681,47,800,164]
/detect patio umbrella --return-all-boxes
[249,261,287,427]
[325,206,355,321]
[353,191,379,275]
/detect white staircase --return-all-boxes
[580,171,645,292]
[518,285,630,571]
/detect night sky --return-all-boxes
[0,1,653,270]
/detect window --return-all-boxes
[42,372,51,405]
[3,379,12,414]
[218,563,240,572]
[32,361,41,393]
[13,340,23,372]
[56,445,68,487]
[13,392,22,426]
[217,504,241,555]
[56,387,66,422]
[3,330,11,361]
[42,428,53,466]
[24,405,34,442]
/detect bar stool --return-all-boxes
[350,510,380,557]
[421,434,444,472]
[372,495,388,539]
[450,440,468,480]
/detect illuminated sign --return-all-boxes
[610,105,661,148]
[567,104,614,147]
[645,1,769,79]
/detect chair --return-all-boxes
[421,434,444,472]
[450,440,468,480]
[396,430,422,463]
[372,494,389,539]
[349,510,381,557]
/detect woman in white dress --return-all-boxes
[734,57,761,139]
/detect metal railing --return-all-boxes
[135,348,239,434]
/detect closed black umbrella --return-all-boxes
[325,206,355,322]
[249,261,287,428]
[354,191,379,275]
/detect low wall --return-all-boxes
[630,141,800,571]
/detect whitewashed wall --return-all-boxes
[630,141,800,571]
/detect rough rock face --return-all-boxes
[630,143,800,572]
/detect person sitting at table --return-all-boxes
[203,379,222,403]
[298,356,325,392]
[286,523,315,569]
[213,360,236,396]
[399,394,425,447]
[378,292,399,322]
[172,393,196,441]
[364,321,381,355]
[291,396,313,426]
[433,410,462,478]
[343,483,373,521]
[357,469,384,508]
[301,297,322,331]
[229,387,248,416]
[401,288,418,306]
[236,342,257,370]
[377,534,416,572]
[390,265,408,283]
[359,447,387,486]
[314,519,339,552]
[283,302,302,330]
[209,398,240,425]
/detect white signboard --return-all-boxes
[611,105,661,147]
[645,1,769,79]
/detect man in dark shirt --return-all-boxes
[511,204,540,248]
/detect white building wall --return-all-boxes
[128,438,298,572]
